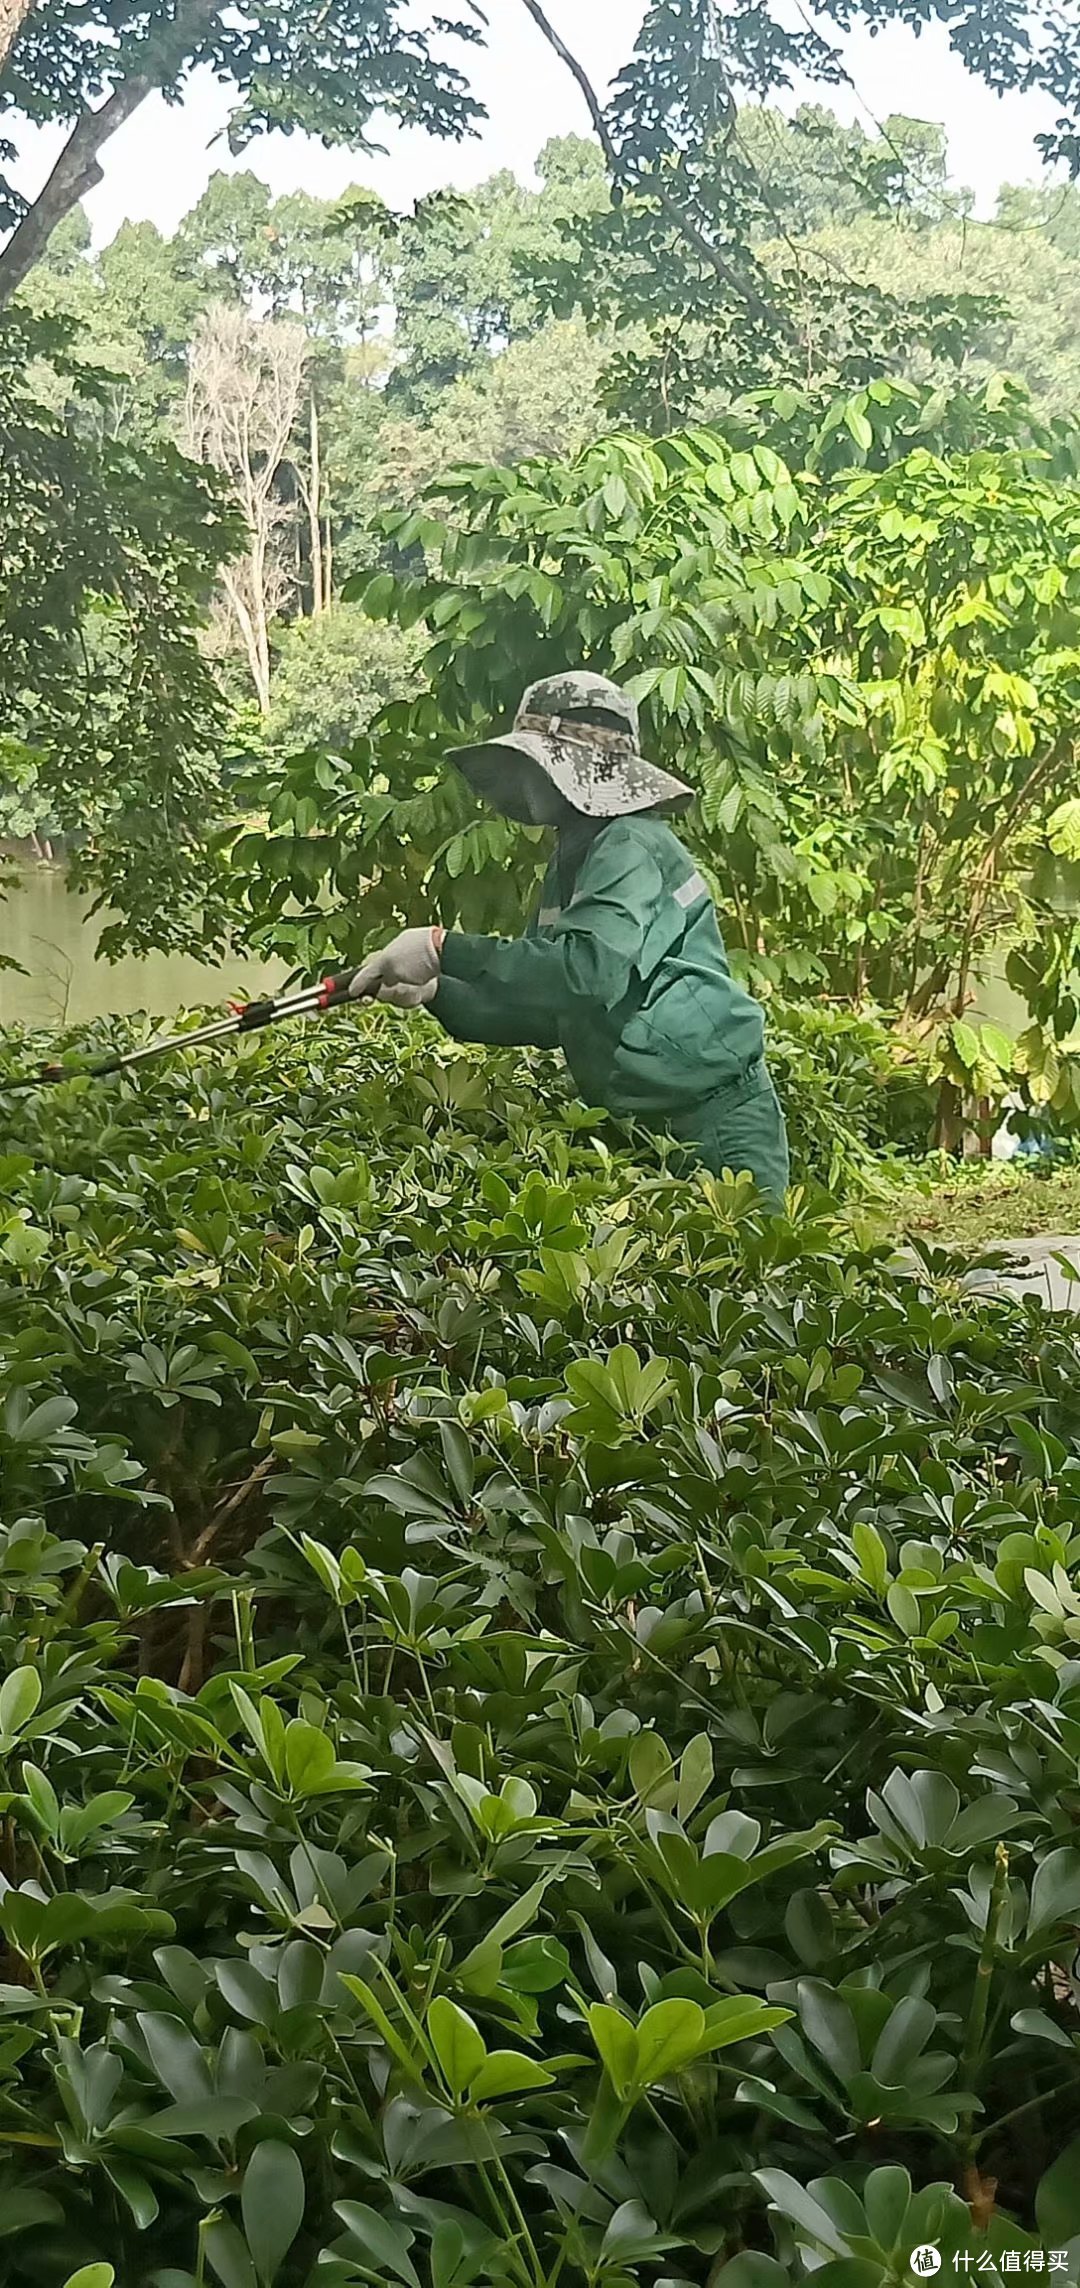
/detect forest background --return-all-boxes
[10,0,1080,1164]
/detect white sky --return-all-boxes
[5,0,1067,249]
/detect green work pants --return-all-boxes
[661,1059,790,1210]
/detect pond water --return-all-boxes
[0,866,282,1029]
[0,861,1034,1045]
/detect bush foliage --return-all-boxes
[223,387,1080,1143]
[0,1016,1079,2285]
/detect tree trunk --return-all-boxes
[0,0,34,79]
[251,538,272,713]
[933,1078,964,1156]
[323,510,333,612]
[970,1097,993,1159]
[307,391,323,616]
[251,558,272,709]
[0,0,217,304]
[222,568,271,714]
[322,461,333,611]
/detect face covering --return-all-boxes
[518,763,570,827]
[469,755,570,827]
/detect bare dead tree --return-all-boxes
[182,303,308,712]
[294,384,325,617]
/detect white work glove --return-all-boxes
[348,926,443,1009]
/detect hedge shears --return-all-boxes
[0,970,361,1095]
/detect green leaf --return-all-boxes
[470,2050,555,2102]
[714,2260,790,2288]
[632,1999,707,2086]
[797,1982,860,2084]
[0,1667,41,1743]
[339,1977,427,2084]
[629,1732,676,1809]
[754,2169,850,2256]
[1028,1847,1080,1936]
[927,1355,953,1407]
[203,2216,257,2288]
[870,1999,936,2089]
[1036,2133,1080,2242]
[852,1522,888,1596]
[427,1997,486,2098]
[979,1023,1014,1073]
[241,2143,305,2286]
[886,1583,921,1637]
[334,2203,422,2288]
[587,2004,638,2101]
[677,1732,714,1822]
[844,404,874,451]
[699,1998,792,2051]
[502,1936,569,1994]
[862,2164,914,2253]
[284,1720,336,1796]
[138,2013,212,2107]
[951,1021,981,1072]
[19,1762,59,1832]
[103,2158,158,2231]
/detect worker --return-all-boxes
[349,671,790,1206]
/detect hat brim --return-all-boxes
[446,728,692,820]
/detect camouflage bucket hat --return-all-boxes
[446,671,693,821]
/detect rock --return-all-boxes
[958,1235,1080,1312]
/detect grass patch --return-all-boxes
[888,1155,1080,1248]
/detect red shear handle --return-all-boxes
[236,997,279,1032]
[317,971,358,1009]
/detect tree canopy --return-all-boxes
[3,0,1080,320]
[0,0,483,301]
[10,17,1080,2280]
[8,1,1080,1151]
[0,310,240,951]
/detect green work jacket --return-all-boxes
[432,814,766,1120]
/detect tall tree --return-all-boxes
[384,135,608,412]
[0,0,482,303]
[516,0,1080,424]
[3,0,1078,316]
[368,317,609,510]
[733,106,966,236]
[182,303,308,711]
[179,172,390,612]
[18,206,202,441]
[263,187,388,614]
[176,172,279,305]
[783,210,1080,423]
[0,309,239,950]
[997,179,1080,261]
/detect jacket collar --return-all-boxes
[555,812,605,893]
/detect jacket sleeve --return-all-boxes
[430,827,659,1050]
[432,972,563,1049]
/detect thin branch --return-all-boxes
[185,1454,277,1571]
[517,0,620,173]
[0,0,218,302]
[515,0,795,342]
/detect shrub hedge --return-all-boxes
[0,1015,1078,2287]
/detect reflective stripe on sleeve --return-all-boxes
[673,871,707,909]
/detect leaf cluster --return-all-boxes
[0,1017,1078,2278]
